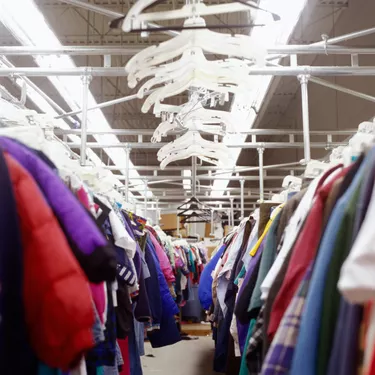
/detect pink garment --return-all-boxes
[149,232,176,283]
[74,185,107,324]
[90,283,106,324]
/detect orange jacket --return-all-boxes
[5,153,95,370]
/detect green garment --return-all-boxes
[37,363,61,375]
[317,183,361,375]
[248,209,282,313]
[235,264,246,285]
[97,366,104,375]
[239,319,256,375]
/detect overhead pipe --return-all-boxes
[310,76,375,103]
[56,89,155,119]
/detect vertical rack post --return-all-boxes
[257,147,265,203]
[191,156,197,237]
[124,146,130,202]
[230,197,234,227]
[210,209,214,236]
[298,74,311,163]
[144,179,148,219]
[80,74,91,166]
[192,156,197,196]
[176,213,180,237]
[240,178,245,219]
[155,199,159,226]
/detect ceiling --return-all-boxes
[0,0,375,217]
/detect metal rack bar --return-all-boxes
[5,66,375,76]
[125,175,285,182]
[4,45,375,56]
[66,141,346,149]
[54,128,355,136]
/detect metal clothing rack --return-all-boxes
[2,5,375,218]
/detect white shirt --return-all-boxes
[260,175,322,300]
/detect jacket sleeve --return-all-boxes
[6,154,95,370]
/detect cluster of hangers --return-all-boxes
[110,0,280,170]
[270,120,375,204]
[177,196,221,223]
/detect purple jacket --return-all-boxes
[0,137,116,283]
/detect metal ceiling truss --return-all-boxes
[4,1,375,215]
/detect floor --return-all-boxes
[142,336,217,375]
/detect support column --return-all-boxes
[298,74,311,163]
[124,147,130,202]
[257,147,265,203]
[240,178,245,219]
[80,74,91,166]
[210,209,214,235]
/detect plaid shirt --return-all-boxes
[246,307,265,375]
[261,264,313,375]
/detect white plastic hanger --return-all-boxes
[141,73,248,113]
[304,160,331,178]
[128,47,252,91]
[125,17,265,74]
[121,0,272,33]
[159,144,229,169]
[157,130,228,159]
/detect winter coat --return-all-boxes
[5,153,95,370]
[0,137,116,283]
[0,150,37,375]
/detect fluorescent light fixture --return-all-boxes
[0,0,150,196]
[211,0,308,196]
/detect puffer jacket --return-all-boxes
[5,153,95,370]
[0,137,116,283]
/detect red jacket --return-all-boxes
[5,153,95,370]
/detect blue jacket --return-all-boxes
[198,243,226,310]
[146,239,180,348]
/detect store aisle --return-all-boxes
[142,337,217,375]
